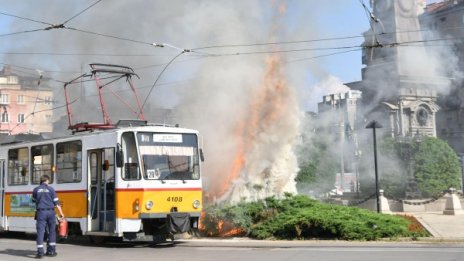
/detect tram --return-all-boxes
[0,63,203,241]
[0,120,203,241]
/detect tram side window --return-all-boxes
[121,132,140,180]
[31,144,54,184]
[56,141,82,183]
[8,147,29,185]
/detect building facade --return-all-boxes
[317,90,362,192]
[350,0,443,139]
[0,66,53,135]
[420,0,464,155]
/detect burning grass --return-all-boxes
[200,194,430,240]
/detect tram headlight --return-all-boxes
[192,200,200,209]
[145,200,154,210]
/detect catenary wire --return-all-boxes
[141,51,186,110]
[0,11,53,26]
[62,0,103,25]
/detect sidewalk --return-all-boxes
[412,212,464,240]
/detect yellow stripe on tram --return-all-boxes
[115,188,202,219]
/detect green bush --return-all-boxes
[202,194,428,240]
[414,137,461,197]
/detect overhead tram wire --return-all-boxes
[4,31,459,58]
[9,98,79,134]
[358,0,386,64]
[141,51,187,110]
[0,11,53,26]
[3,0,464,52]
[64,27,155,46]
[358,0,384,37]
[285,48,364,64]
[0,1,102,37]
[30,70,43,132]
[0,62,68,83]
[4,5,464,54]
[195,45,363,57]
[0,52,178,57]
[190,24,464,52]
[0,9,170,51]
[62,0,103,25]
[0,28,49,38]
[192,35,365,51]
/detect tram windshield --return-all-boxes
[137,132,200,180]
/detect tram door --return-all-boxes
[0,160,4,229]
[89,149,115,232]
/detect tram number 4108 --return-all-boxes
[166,196,183,202]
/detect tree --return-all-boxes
[358,136,460,199]
[413,137,461,197]
[357,137,408,198]
[378,137,409,198]
[295,132,339,197]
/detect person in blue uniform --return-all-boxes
[32,175,65,258]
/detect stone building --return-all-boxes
[419,0,464,155]
[318,90,363,135]
[317,90,362,192]
[349,0,443,139]
[0,66,53,135]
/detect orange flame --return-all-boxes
[199,211,246,237]
[210,54,290,201]
[206,0,292,203]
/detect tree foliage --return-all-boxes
[359,136,461,198]
[413,137,461,197]
[295,136,339,196]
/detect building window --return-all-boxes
[17,113,25,123]
[0,94,9,104]
[1,112,9,123]
[44,96,52,105]
[17,95,25,104]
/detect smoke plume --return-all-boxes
[2,0,351,202]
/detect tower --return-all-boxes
[355,0,443,138]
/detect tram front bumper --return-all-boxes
[139,212,200,233]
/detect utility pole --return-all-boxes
[366,120,382,213]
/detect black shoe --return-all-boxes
[45,252,58,257]
[35,254,43,259]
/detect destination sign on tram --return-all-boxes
[153,134,183,143]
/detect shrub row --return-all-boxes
[201,194,429,240]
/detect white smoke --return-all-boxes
[303,76,351,112]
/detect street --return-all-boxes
[0,234,463,261]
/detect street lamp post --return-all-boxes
[366,120,383,213]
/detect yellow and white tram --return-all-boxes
[0,120,203,241]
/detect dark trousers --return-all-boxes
[36,210,57,255]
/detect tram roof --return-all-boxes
[0,133,45,145]
[0,121,199,146]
